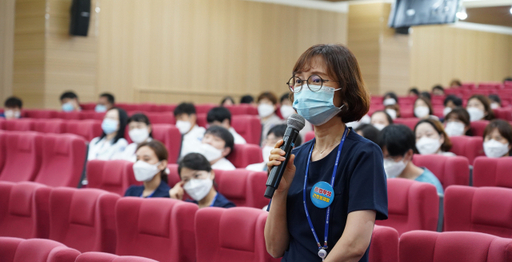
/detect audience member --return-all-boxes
[503,77,512,84]
[96,93,115,112]
[0,96,22,119]
[370,110,393,131]
[125,140,170,198]
[220,96,235,106]
[240,94,255,105]
[206,107,246,144]
[488,94,501,109]
[114,113,153,162]
[379,124,444,194]
[443,95,463,116]
[257,92,284,145]
[199,126,235,170]
[355,124,379,144]
[414,119,455,156]
[174,102,206,157]
[420,91,432,101]
[414,97,434,119]
[279,93,294,119]
[466,95,495,121]
[450,79,462,87]
[408,88,419,96]
[385,104,400,119]
[60,91,81,112]
[246,124,286,172]
[170,153,235,208]
[88,107,128,160]
[432,85,445,96]
[483,120,512,158]
[346,114,371,129]
[444,107,472,136]
[383,91,398,106]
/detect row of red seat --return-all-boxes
[79,103,259,115]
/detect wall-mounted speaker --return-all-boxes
[69,0,91,36]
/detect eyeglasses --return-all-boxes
[286,74,339,93]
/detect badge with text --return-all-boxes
[310,181,334,208]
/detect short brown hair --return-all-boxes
[414,118,452,152]
[291,44,370,123]
[468,95,495,120]
[483,120,512,155]
[414,97,433,116]
[136,140,169,183]
[445,107,472,136]
[257,92,278,105]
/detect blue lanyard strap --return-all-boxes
[302,127,348,250]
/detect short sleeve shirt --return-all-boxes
[282,129,388,262]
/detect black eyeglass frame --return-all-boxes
[286,74,340,93]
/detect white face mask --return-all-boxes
[414,106,430,118]
[443,107,452,116]
[4,110,21,119]
[467,107,484,122]
[416,137,441,155]
[383,158,407,178]
[280,105,295,119]
[133,160,161,182]
[129,128,150,144]
[184,174,213,201]
[373,123,386,131]
[383,98,396,106]
[262,146,273,163]
[199,143,223,162]
[445,122,465,137]
[346,121,360,129]
[258,104,275,118]
[176,120,192,134]
[483,139,509,158]
[491,103,500,109]
[385,109,397,120]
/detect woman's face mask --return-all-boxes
[383,156,408,178]
[183,173,213,201]
[293,85,343,126]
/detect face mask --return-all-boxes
[445,122,465,137]
[383,158,407,178]
[258,104,275,118]
[414,106,429,118]
[443,107,452,116]
[133,160,161,182]
[293,85,343,126]
[101,119,119,135]
[483,139,509,158]
[346,121,360,129]
[184,174,213,201]
[129,128,149,144]
[95,104,107,113]
[280,105,295,119]
[62,102,74,112]
[176,120,192,134]
[385,109,397,120]
[383,98,396,106]
[199,143,223,162]
[467,107,484,122]
[4,110,20,119]
[373,123,386,131]
[416,137,441,155]
[491,103,500,109]
[262,146,273,162]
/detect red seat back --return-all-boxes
[369,225,399,262]
[79,103,97,111]
[225,105,258,115]
[79,111,106,121]
[116,103,140,112]
[23,110,58,119]
[151,124,182,163]
[196,114,207,128]
[0,237,80,262]
[393,118,420,130]
[226,144,263,168]
[76,252,159,262]
[0,132,43,182]
[2,119,34,131]
[412,154,470,189]
[473,156,512,188]
[449,136,484,164]
[0,131,5,173]
[143,112,175,125]
[32,119,66,134]
[195,104,216,114]
[470,120,489,137]
[214,169,251,208]
[65,120,103,141]
[87,160,140,196]
[231,115,262,145]
[248,171,271,209]
[56,111,81,120]
[115,198,198,262]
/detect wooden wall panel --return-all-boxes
[0,0,15,102]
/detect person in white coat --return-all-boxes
[88,107,128,160]
[206,107,246,144]
[175,103,206,158]
[113,113,153,162]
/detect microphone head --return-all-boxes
[287,114,306,131]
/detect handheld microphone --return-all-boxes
[264,114,306,199]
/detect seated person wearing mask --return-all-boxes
[483,120,512,158]
[444,107,472,136]
[408,87,420,97]
[466,95,495,122]
[383,91,399,106]
[169,153,235,208]
[370,110,393,131]
[488,94,502,109]
[174,102,206,157]
[206,107,246,144]
[246,124,286,172]
[240,94,255,105]
[414,119,455,156]
[280,93,313,140]
[220,96,235,107]
[413,97,434,119]
[125,140,170,198]
[0,96,23,119]
[60,91,81,112]
[431,85,445,96]
[379,124,444,195]
[95,93,115,113]
[114,113,152,162]
[257,92,284,145]
[195,126,235,170]
[443,95,463,117]
[88,107,128,160]
[355,124,379,144]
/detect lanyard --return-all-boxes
[210,193,218,207]
[140,189,156,198]
[302,127,348,259]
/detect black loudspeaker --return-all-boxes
[69,0,91,36]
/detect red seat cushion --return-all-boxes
[226,144,263,168]
[449,136,484,164]
[369,225,399,262]
[473,156,512,188]
[412,154,470,189]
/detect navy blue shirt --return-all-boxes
[282,129,388,262]
[124,180,171,198]
[187,192,236,208]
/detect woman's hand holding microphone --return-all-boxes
[267,139,297,194]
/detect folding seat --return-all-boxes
[166,164,181,188]
[195,104,216,114]
[214,169,252,208]
[79,103,97,111]
[432,106,444,118]
[196,113,207,128]
[226,144,263,168]
[225,105,258,115]
[399,231,512,262]
[304,131,314,142]
[23,110,58,119]
[138,103,158,112]
[494,108,512,121]
[231,115,262,145]
[76,252,159,262]
[470,120,489,137]
[473,156,512,188]
[195,207,279,262]
[3,119,34,131]
[80,111,106,121]
[32,119,66,133]
[375,178,439,235]
[147,112,175,124]
[56,111,81,120]
[449,136,484,164]
[151,124,182,163]
[49,188,119,253]
[399,107,415,118]
[87,160,140,196]
[0,132,43,182]
[65,120,103,141]
[0,237,81,262]
[248,171,272,209]
[0,181,51,238]
[369,225,399,262]
[0,131,6,173]
[371,96,383,104]
[153,104,176,113]
[393,118,419,130]
[116,103,140,112]
[411,154,470,189]
[115,198,198,262]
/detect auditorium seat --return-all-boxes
[80,111,106,121]
[470,120,489,137]
[393,118,420,130]
[166,164,181,188]
[0,181,51,238]
[87,160,140,196]
[0,132,43,182]
[139,103,157,112]
[376,178,439,235]
[444,185,512,238]
[2,119,34,131]
[65,120,103,141]
[305,131,314,142]
[213,169,261,208]
[399,231,512,262]
[196,113,207,128]
[153,104,176,113]
[49,188,119,253]
[151,124,182,163]
[144,112,175,125]
[0,237,81,262]
[32,119,66,134]
[57,111,82,120]
[195,207,280,262]
[369,225,399,262]
[34,134,87,187]
[79,103,97,111]
[225,105,258,115]
[231,115,262,145]
[473,156,512,188]
[226,144,263,168]
[248,171,272,209]
[116,103,140,112]
[23,110,58,119]
[75,252,159,262]
[449,136,484,164]
[411,154,470,189]
[493,108,512,121]
[0,131,5,173]
[195,104,216,114]
[115,198,198,262]
[398,107,415,118]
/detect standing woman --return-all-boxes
[265,44,388,262]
